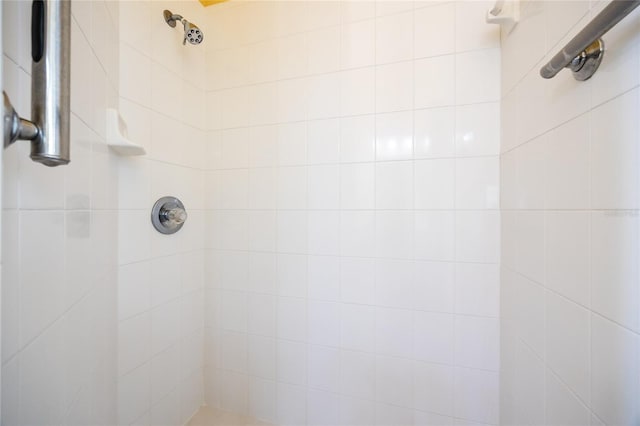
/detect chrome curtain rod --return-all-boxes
[540,0,640,81]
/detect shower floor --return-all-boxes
[187,407,273,426]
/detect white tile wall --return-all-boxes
[117,1,206,424]
[2,1,120,423]
[204,2,500,425]
[0,1,582,425]
[500,1,640,425]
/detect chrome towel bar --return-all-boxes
[2,0,71,166]
[540,0,640,81]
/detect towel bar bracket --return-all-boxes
[568,38,605,81]
[3,92,40,146]
[540,0,639,80]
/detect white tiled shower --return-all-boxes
[117,0,206,423]
[3,0,120,423]
[202,2,500,424]
[1,1,639,426]
[500,2,640,425]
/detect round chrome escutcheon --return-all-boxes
[151,196,187,235]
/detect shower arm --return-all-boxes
[163,10,185,28]
[164,11,190,44]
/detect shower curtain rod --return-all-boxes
[539,0,640,81]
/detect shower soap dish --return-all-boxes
[486,0,519,34]
[105,108,146,156]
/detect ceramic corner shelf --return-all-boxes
[486,0,519,34]
[105,108,146,156]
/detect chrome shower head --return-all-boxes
[183,20,204,45]
[163,10,204,46]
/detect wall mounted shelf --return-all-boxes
[105,108,146,156]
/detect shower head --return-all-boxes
[183,21,204,45]
[163,10,204,46]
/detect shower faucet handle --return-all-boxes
[151,196,188,235]
[163,205,187,226]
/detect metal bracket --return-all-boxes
[3,91,40,147]
[567,38,605,81]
